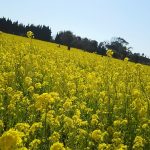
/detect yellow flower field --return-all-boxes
[0,32,150,150]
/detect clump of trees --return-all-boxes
[0,17,150,65]
[55,31,74,50]
[0,17,52,41]
[55,31,98,52]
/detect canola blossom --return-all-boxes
[0,32,150,149]
[26,31,34,39]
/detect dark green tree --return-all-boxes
[61,31,74,50]
[55,33,62,45]
[106,37,130,59]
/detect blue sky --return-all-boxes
[1,0,150,57]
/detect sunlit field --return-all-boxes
[0,33,150,150]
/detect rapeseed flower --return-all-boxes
[27,31,34,39]
[91,129,102,142]
[106,49,114,57]
[29,139,41,150]
[0,129,24,150]
[50,142,65,150]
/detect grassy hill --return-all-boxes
[0,33,150,150]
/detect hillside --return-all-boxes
[0,33,150,150]
[1,17,150,65]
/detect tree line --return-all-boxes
[0,17,150,65]
[0,17,52,41]
[55,31,150,65]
